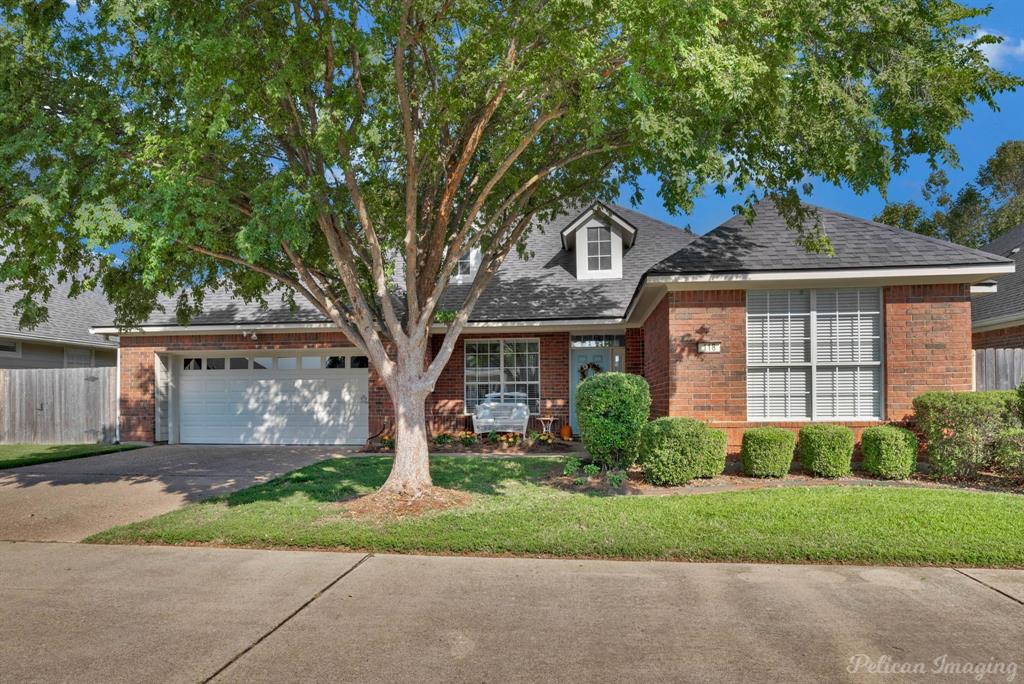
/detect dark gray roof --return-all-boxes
[973,223,1024,325]
[135,203,696,326]
[438,203,696,321]
[651,201,1011,275]
[0,277,118,349]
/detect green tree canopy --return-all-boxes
[875,140,1024,248]
[1,0,1018,495]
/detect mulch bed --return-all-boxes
[544,462,1024,497]
[335,487,474,520]
[363,437,585,456]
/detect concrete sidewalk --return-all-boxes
[0,445,354,541]
[2,542,1021,683]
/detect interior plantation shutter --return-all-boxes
[747,288,882,421]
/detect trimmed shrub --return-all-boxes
[913,391,1019,480]
[576,372,651,469]
[799,424,854,478]
[639,417,725,485]
[741,427,796,478]
[861,425,918,480]
[992,428,1024,477]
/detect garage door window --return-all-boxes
[277,357,297,370]
[229,357,248,370]
[351,356,369,369]
[206,358,226,370]
[253,357,272,370]
[301,356,322,369]
[183,358,202,371]
[326,356,346,369]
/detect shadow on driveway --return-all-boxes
[0,444,358,542]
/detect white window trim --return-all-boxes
[463,338,542,415]
[452,247,482,284]
[0,338,21,358]
[574,219,624,281]
[746,288,885,422]
[177,349,368,374]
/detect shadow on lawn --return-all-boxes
[223,455,563,506]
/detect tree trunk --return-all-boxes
[379,341,433,496]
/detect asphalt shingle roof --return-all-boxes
[973,223,1024,324]
[0,278,118,349]
[136,203,697,326]
[650,201,1011,275]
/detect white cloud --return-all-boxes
[974,30,1024,67]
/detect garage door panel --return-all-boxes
[178,364,368,445]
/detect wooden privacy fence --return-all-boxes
[0,367,117,444]
[974,348,1024,391]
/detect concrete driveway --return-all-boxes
[0,445,352,542]
[1,542,1021,683]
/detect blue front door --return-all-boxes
[569,348,610,434]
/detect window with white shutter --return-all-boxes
[746,288,883,420]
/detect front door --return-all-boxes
[569,348,610,434]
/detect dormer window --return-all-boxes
[453,247,481,283]
[587,226,613,271]
[560,203,637,281]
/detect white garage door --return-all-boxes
[177,351,369,445]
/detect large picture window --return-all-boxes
[464,339,540,414]
[746,288,882,420]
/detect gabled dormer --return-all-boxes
[560,203,638,280]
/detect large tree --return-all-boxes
[1,0,1018,497]
[876,140,1024,248]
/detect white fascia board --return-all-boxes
[970,283,998,295]
[973,313,1024,333]
[2,330,119,350]
[90,321,339,336]
[647,263,1015,290]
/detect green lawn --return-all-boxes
[0,443,143,470]
[87,456,1024,567]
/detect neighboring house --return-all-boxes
[97,201,1013,448]
[0,277,118,370]
[971,223,1024,349]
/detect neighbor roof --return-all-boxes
[650,201,1012,275]
[973,223,1024,325]
[132,203,697,327]
[0,277,118,349]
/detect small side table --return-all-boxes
[538,416,556,434]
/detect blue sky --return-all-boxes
[621,0,1024,234]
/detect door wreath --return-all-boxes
[578,362,603,382]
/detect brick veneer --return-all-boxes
[973,323,1024,349]
[883,284,973,421]
[424,331,571,434]
[120,328,648,442]
[643,297,670,417]
[119,283,974,446]
[639,284,974,450]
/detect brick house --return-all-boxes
[972,223,1024,349]
[95,201,1013,449]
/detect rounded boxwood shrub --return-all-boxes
[639,417,726,485]
[576,372,651,469]
[992,428,1024,477]
[740,427,796,478]
[799,424,854,478]
[913,390,1019,479]
[861,425,918,480]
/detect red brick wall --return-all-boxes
[666,290,748,421]
[121,330,579,442]
[973,323,1024,349]
[643,296,670,417]
[625,328,644,375]
[635,284,974,451]
[884,284,973,422]
[423,331,570,435]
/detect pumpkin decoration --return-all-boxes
[559,423,573,441]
